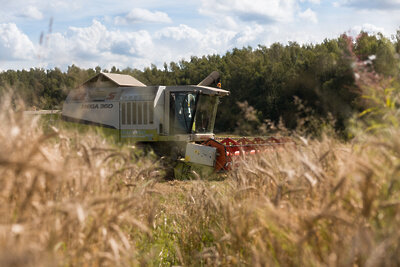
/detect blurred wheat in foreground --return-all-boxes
[1,93,400,266]
[0,95,162,266]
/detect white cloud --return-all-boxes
[1,19,237,70]
[300,0,320,4]
[155,24,202,41]
[43,21,238,70]
[0,0,81,22]
[0,23,35,60]
[40,20,155,69]
[115,8,172,25]
[20,6,43,20]
[298,8,318,23]
[233,24,265,45]
[349,23,385,36]
[338,0,400,9]
[48,0,82,11]
[199,0,297,24]
[154,24,237,62]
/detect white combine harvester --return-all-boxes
[62,72,230,175]
[63,71,229,141]
[62,71,291,178]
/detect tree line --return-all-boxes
[1,31,399,135]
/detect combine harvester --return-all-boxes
[62,72,292,178]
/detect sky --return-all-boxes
[0,0,399,71]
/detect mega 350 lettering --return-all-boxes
[81,103,114,109]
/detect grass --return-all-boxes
[2,63,400,266]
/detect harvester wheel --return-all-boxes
[159,156,177,180]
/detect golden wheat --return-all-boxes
[1,92,400,266]
[0,95,164,266]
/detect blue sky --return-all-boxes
[0,0,399,71]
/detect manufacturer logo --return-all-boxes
[81,103,114,109]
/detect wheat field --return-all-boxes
[1,91,400,266]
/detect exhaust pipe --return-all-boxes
[198,71,220,87]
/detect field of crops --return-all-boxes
[1,85,400,267]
